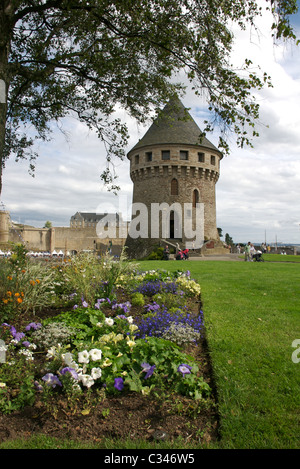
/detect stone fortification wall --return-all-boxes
[2,221,127,255]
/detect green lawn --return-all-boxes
[262,253,300,262]
[139,260,300,449]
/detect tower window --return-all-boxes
[198,152,205,163]
[162,150,170,160]
[171,178,178,196]
[146,152,152,162]
[193,189,199,208]
[180,150,188,160]
[135,154,139,165]
[210,155,216,165]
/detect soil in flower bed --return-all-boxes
[0,297,220,447]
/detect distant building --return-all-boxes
[70,212,121,228]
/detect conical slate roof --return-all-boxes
[128,97,221,154]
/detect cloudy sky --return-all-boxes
[1,4,300,245]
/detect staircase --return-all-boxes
[160,239,202,258]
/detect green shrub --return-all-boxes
[147,247,164,260]
[130,292,145,307]
[31,322,78,350]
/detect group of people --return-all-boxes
[244,242,262,261]
[176,248,189,260]
[163,245,189,260]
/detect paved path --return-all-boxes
[173,254,243,261]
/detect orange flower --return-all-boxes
[7,276,12,281]
[21,269,26,273]
[15,292,20,297]
[2,299,8,304]
[30,280,35,286]
[21,292,24,297]
[17,298,23,304]
[36,279,40,284]
[6,291,12,297]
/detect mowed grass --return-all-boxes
[262,253,300,262]
[139,260,300,449]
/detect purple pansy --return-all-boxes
[114,377,124,391]
[42,373,62,388]
[177,364,192,377]
[60,367,79,380]
[141,362,156,379]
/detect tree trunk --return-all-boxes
[0,77,8,196]
[0,1,13,196]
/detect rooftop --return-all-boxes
[128,97,222,155]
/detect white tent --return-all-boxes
[52,250,58,256]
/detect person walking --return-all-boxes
[244,242,251,261]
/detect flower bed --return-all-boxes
[0,250,218,445]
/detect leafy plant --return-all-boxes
[162,322,201,347]
[8,243,28,270]
[31,322,78,350]
[130,292,145,307]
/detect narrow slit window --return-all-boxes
[171,178,178,196]
[193,189,199,208]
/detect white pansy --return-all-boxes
[89,348,102,361]
[62,352,79,370]
[91,367,102,379]
[79,374,94,388]
[62,352,74,366]
[105,318,114,326]
[78,350,90,364]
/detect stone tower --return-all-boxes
[125,97,223,258]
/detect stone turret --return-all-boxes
[125,97,224,258]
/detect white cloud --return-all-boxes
[1,7,300,244]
